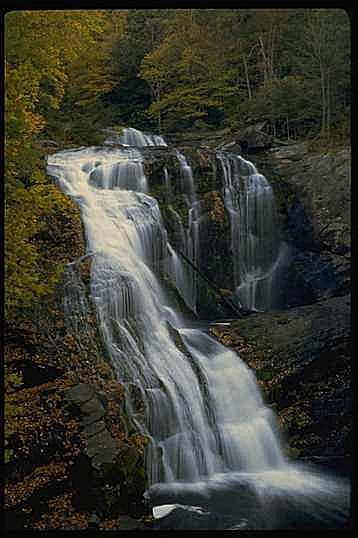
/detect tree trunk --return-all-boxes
[320,65,326,136]
[242,54,252,100]
[268,25,276,80]
[259,26,276,84]
[286,115,290,140]
[157,86,162,133]
[259,36,268,83]
[327,73,331,137]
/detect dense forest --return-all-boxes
[4,9,352,530]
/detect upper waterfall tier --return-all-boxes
[106,127,168,147]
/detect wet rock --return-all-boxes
[85,430,118,457]
[289,250,350,301]
[65,383,95,405]
[83,421,106,438]
[269,145,351,256]
[286,197,316,249]
[154,505,218,530]
[92,448,119,471]
[268,141,309,161]
[115,513,146,530]
[80,397,105,425]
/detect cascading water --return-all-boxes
[117,126,167,147]
[164,152,202,314]
[218,152,284,311]
[47,130,350,529]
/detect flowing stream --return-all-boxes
[47,130,350,529]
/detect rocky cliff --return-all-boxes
[254,142,351,307]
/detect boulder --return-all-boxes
[65,383,95,405]
[236,123,274,152]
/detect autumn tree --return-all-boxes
[4,10,127,321]
[139,10,233,131]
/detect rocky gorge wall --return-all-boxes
[142,145,235,318]
[143,134,351,315]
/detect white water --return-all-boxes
[118,126,168,147]
[163,152,202,314]
[218,153,283,311]
[47,130,350,528]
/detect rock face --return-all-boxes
[211,294,351,471]
[254,143,351,307]
[144,145,237,318]
[269,143,350,255]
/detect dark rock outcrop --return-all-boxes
[268,143,350,255]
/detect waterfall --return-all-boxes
[218,152,283,311]
[119,127,168,147]
[47,129,349,529]
[164,152,202,314]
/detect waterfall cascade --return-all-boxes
[116,126,167,147]
[218,152,284,311]
[164,152,202,314]
[47,130,349,529]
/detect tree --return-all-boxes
[139,10,233,131]
[4,10,127,321]
[298,9,350,138]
